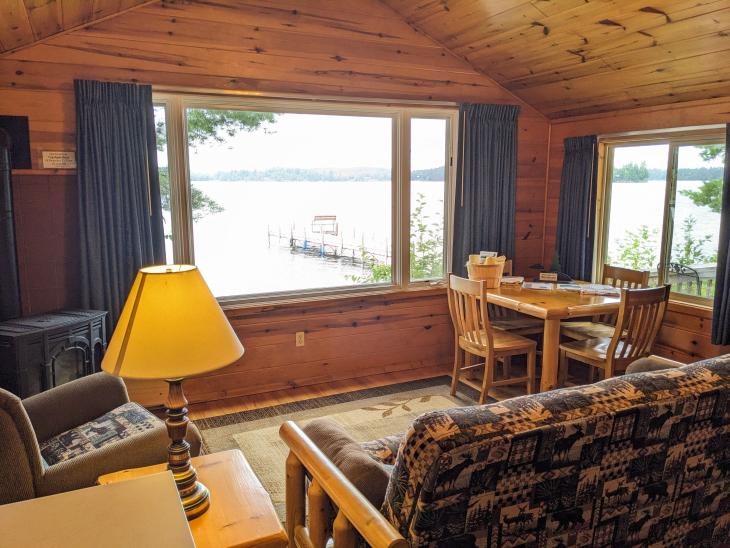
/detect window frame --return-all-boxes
[154,91,458,305]
[595,126,725,307]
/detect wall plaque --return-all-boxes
[41,151,76,169]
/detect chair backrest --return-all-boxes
[605,285,671,376]
[488,260,512,320]
[380,355,730,547]
[447,274,493,352]
[596,264,650,324]
[0,388,43,504]
[601,264,650,288]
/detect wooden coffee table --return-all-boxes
[99,449,287,548]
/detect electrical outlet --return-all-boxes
[295,331,305,347]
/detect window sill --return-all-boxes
[667,297,713,318]
[218,282,447,312]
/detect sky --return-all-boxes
[613,142,725,170]
[156,108,448,174]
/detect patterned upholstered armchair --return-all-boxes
[281,354,730,547]
[0,372,202,505]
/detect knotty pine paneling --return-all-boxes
[544,97,730,361]
[0,0,549,405]
[0,0,153,54]
[654,302,730,362]
[126,289,453,406]
[382,0,730,118]
[0,0,549,276]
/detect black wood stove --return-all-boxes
[0,310,108,398]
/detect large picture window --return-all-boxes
[598,130,724,304]
[155,94,455,301]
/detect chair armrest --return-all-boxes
[280,421,407,548]
[626,355,685,374]
[647,355,684,368]
[22,373,130,443]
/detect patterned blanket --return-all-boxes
[379,355,730,547]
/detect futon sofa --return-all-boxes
[280,354,730,547]
[0,372,202,505]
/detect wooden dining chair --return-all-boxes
[486,260,543,378]
[561,264,650,341]
[489,260,544,336]
[447,274,536,404]
[558,285,670,385]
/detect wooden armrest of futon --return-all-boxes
[279,420,407,548]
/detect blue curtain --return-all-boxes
[76,80,165,329]
[712,124,730,345]
[452,104,520,276]
[555,135,599,280]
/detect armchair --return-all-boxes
[0,372,201,505]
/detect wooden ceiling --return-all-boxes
[0,0,153,54]
[381,0,730,117]
[2,0,730,118]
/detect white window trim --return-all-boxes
[154,91,458,306]
[596,126,725,307]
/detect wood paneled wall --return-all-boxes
[0,0,548,405]
[11,173,81,315]
[127,289,452,407]
[1,0,549,276]
[545,96,730,361]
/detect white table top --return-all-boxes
[0,471,194,548]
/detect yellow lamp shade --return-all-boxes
[102,265,244,380]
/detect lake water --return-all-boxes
[606,180,721,267]
[164,179,445,297]
[162,178,719,297]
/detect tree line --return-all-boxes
[612,162,724,183]
[190,166,446,182]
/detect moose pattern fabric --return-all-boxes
[361,433,404,466]
[380,356,730,547]
[39,402,157,465]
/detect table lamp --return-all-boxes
[101,265,244,520]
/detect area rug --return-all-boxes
[196,376,481,518]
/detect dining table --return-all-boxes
[484,284,621,392]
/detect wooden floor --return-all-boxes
[188,363,529,420]
[187,365,448,420]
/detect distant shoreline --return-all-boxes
[189,166,445,182]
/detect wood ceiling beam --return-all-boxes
[375,0,549,120]
[0,0,160,57]
[381,0,730,117]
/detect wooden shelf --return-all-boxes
[11,169,76,176]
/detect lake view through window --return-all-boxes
[155,97,454,300]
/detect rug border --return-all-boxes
[195,375,484,430]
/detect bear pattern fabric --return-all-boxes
[380,355,730,547]
[39,402,157,465]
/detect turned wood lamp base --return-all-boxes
[166,379,210,520]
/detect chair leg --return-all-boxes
[464,351,476,381]
[605,357,615,380]
[586,365,593,383]
[450,346,463,396]
[479,354,494,404]
[526,349,536,395]
[558,349,569,388]
[501,356,511,379]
